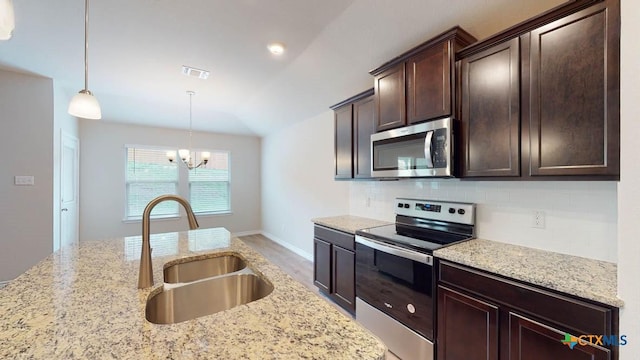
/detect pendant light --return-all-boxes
[68,0,101,120]
[0,0,15,40]
[166,91,210,170]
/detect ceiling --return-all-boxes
[0,0,565,137]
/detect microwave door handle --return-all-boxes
[424,130,434,168]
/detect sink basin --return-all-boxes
[145,274,274,324]
[163,254,246,283]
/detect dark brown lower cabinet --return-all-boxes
[437,285,498,360]
[509,312,611,360]
[332,245,355,310]
[437,260,619,360]
[313,225,356,313]
[313,238,331,292]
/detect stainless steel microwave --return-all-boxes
[370,118,454,178]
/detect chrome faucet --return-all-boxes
[138,194,199,289]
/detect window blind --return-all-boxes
[189,151,230,214]
[126,147,179,219]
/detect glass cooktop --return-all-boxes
[355,224,472,254]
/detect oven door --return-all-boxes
[355,235,434,340]
[370,118,453,178]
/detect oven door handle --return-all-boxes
[356,236,433,265]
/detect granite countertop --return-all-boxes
[434,238,623,308]
[0,228,386,359]
[311,215,391,234]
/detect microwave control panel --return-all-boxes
[431,128,448,168]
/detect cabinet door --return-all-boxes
[437,285,499,360]
[509,312,611,360]
[407,41,452,124]
[334,104,353,179]
[353,95,375,178]
[527,1,619,177]
[374,63,406,132]
[332,245,355,312]
[460,38,520,177]
[313,238,331,293]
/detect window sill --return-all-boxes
[122,215,181,224]
[194,211,233,217]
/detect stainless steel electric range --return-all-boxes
[355,198,476,360]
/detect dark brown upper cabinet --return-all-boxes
[353,95,375,179]
[460,38,521,177]
[333,104,353,179]
[407,41,452,124]
[526,0,620,177]
[458,0,620,180]
[330,89,375,180]
[371,27,476,133]
[373,64,405,132]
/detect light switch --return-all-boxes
[15,176,35,186]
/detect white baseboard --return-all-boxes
[231,230,262,237]
[260,231,313,261]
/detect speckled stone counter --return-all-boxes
[434,238,623,307]
[0,228,386,359]
[311,215,391,234]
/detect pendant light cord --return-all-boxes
[84,0,89,91]
[189,91,193,157]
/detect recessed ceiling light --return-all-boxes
[267,42,286,55]
[182,65,210,80]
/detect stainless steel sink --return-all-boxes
[163,254,246,283]
[145,273,274,324]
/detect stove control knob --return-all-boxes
[407,304,416,314]
[404,203,410,208]
[397,203,403,208]
[448,208,456,214]
[458,209,466,215]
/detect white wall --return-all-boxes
[79,121,261,240]
[261,111,349,259]
[350,180,617,262]
[0,69,54,281]
[52,82,79,252]
[617,0,640,356]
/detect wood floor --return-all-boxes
[238,234,401,360]
[239,234,316,291]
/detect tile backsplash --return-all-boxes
[350,180,617,263]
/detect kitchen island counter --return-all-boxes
[0,228,386,359]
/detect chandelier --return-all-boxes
[167,91,210,170]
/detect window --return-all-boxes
[189,151,230,214]
[126,147,179,219]
[125,146,231,221]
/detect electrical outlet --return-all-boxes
[532,210,545,229]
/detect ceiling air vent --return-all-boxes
[182,65,210,80]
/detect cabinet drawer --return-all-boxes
[439,261,612,336]
[313,225,355,251]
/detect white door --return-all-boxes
[60,133,79,249]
